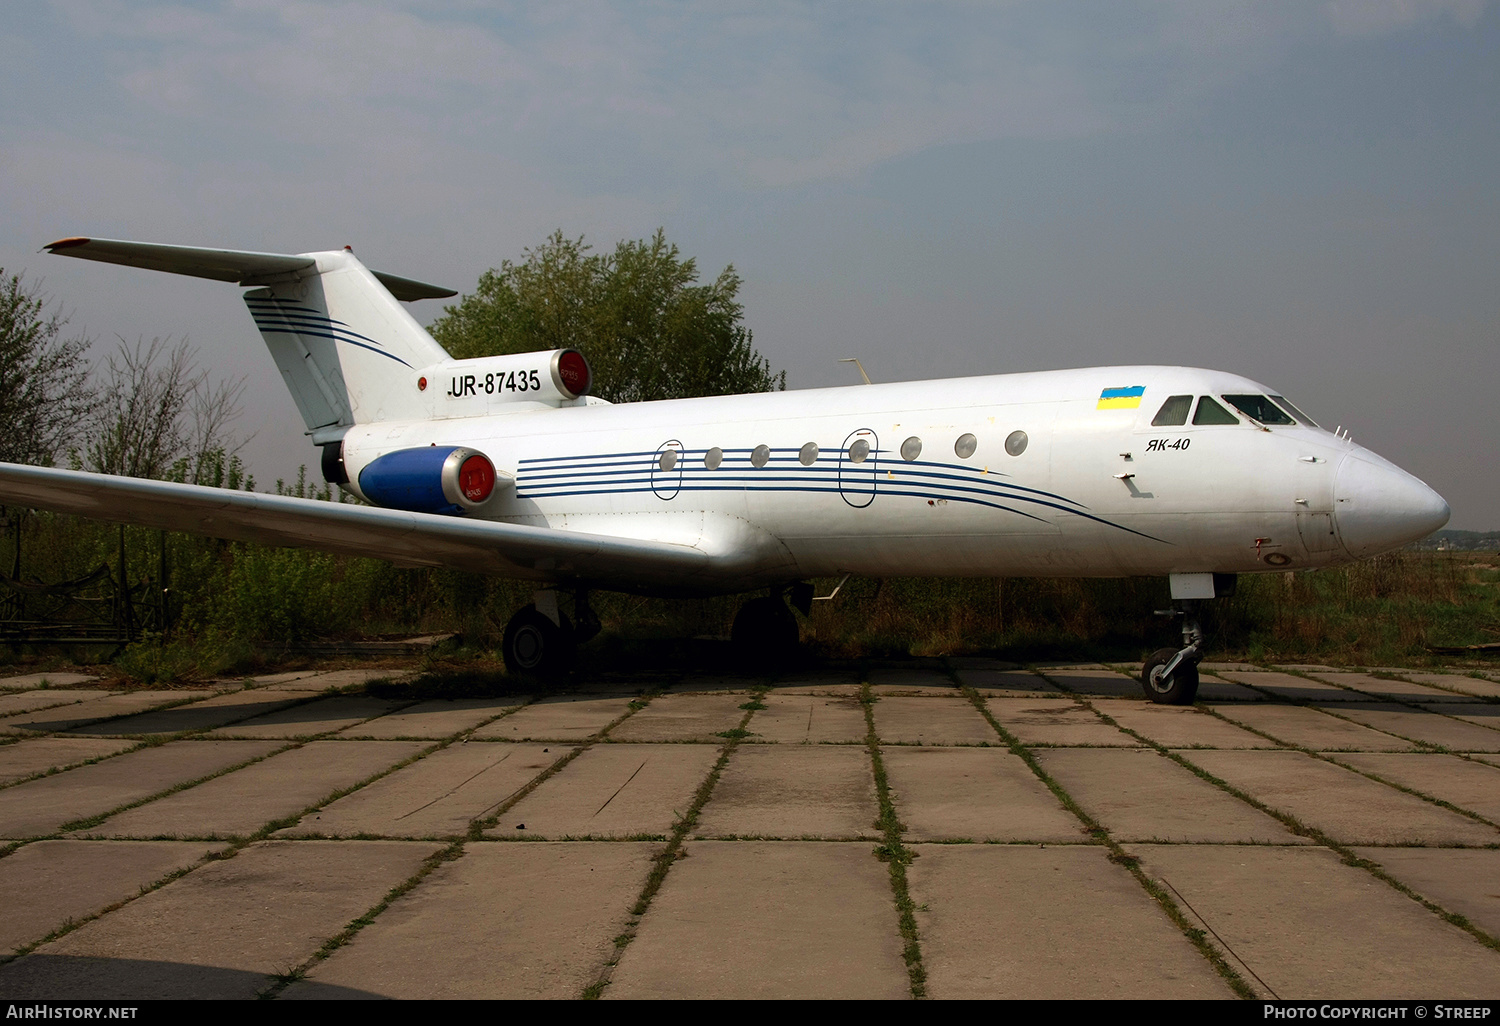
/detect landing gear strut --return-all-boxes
[731,592,800,667]
[1141,603,1202,705]
[502,589,576,681]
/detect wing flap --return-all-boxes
[0,464,709,586]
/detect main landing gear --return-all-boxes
[731,585,808,667]
[501,589,600,681]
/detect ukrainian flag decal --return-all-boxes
[1097,385,1145,410]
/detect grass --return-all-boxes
[859,680,928,999]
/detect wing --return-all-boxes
[0,463,708,588]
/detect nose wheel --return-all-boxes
[1141,603,1203,705]
[1142,647,1200,704]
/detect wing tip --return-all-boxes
[44,236,92,252]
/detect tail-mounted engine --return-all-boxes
[415,348,591,413]
[356,446,499,515]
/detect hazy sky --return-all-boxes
[3,1,1496,527]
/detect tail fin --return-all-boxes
[45,237,455,433]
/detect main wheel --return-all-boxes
[731,596,799,666]
[503,605,574,680]
[1141,647,1200,705]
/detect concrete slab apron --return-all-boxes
[0,740,281,839]
[953,669,1061,696]
[882,746,1082,843]
[1332,703,1500,753]
[79,688,313,736]
[1351,847,1500,942]
[1217,671,1361,702]
[336,697,526,739]
[0,673,98,690]
[750,693,867,743]
[284,742,559,838]
[1308,671,1467,703]
[1039,667,1144,698]
[908,844,1232,999]
[1429,704,1500,733]
[1180,750,1500,845]
[0,690,108,718]
[607,841,910,1000]
[0,840,440,1000]
[1332,753,1500,824]
[986,698,1139,747]
[607,693,746,742]
[1209,703,1415,751]
[1400,673,1500,700]
[284,841,658,999]
[873,696,999,746]
[693,744,878,839]
[0,839,225,954]
[471,695,633,741]
[489,743,721,838]
[205,696,409,739]
[2,692,186,734]
[1128,844,1500,999]
[1099,703,1278,749]
[84,740,427,839]
[0,737,137,784]
[1036,748,1305,844]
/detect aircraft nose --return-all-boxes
[1334,453,1450,558]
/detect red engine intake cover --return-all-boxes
[458,453,496,503]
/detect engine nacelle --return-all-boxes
[415,348,591,413]
[356,446,498,515]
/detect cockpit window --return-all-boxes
[1192,396,1240,425]
[1270,395,1318,428]
[1223,394,1295,425]
[1151,395,1192,426]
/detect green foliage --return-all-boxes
[430,229,785,402]
[0,269,95,466]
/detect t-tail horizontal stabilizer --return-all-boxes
[45,236,457,432]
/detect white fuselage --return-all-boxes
[334,365,1449,595]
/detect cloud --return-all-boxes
[1323,0,1486,37]
[33,0,1486,197]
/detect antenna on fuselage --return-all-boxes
[838,357,873,385]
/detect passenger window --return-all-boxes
[1270,395,1318,428]
[1151,395,1192,426]
[1192,397,1240,425]
[1223,395,1294,425]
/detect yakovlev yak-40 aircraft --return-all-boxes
[0,238,1451,701]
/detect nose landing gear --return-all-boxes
[1141,573,1235,704]
[1142,606,1202,705]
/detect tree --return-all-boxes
[84,336,248,484]
[430,230,785,403]
[0,270,96,466]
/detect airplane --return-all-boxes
[0,237,1451,703]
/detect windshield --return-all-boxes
[1270,395,1318,428]
[1223,394,1295,425]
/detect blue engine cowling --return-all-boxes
[357,446,498,515]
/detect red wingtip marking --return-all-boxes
[45,237,92,251]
